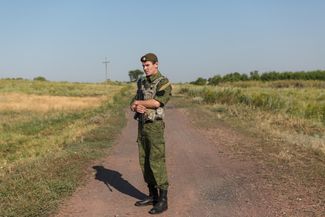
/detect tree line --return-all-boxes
[191,70,325,85]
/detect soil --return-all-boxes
[54,103,324,217]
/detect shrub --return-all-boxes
[190,77,207,85]
[33,76,47,81]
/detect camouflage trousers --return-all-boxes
[137,120,169,190]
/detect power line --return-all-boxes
[102,57,110,81]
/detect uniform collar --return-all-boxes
[146,71,161,83]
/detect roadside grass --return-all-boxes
[175,82,325,154]
[178,83,325,138]
[0,80,131,217]
[173,83,325,215]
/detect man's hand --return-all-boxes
[135,104,146,113]
[131,101,146,113]
[130,103,137,112]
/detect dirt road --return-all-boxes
[54,105,291,217]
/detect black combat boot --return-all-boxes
[148,189,168,214]
[135,186,158,206]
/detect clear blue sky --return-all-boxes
[1,0,325,83]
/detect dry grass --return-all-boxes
[176,84,325,123]
[0,118,100,173]
[0,85,122,174]
[0,93,107,112]
[221,104,325,154]
[175,82,325,154]
[0,85,131,217]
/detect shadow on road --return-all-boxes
[92,165,147,200]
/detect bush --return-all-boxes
[208,75,222,85]
[190,77,207,85]
[33,76,47,81]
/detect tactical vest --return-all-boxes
[138,76,166,121]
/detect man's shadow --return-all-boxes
[92,165,147,200]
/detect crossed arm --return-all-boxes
[130,99,161,114]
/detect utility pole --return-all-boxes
[102,56,110,81]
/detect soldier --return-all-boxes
[130,53,172,214]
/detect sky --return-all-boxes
[1,0,325,83]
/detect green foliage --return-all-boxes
[201,88,218,103]
[190,70,325,85]
[260,70,325,81]
[190,77,207,85]
[33,76,47,81]
[208,75,222,85]
[128,69,144,82]
[250,70,260,80]
[222,72,247,82]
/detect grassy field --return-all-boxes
[2,79,324,216]
[177,81,325,154]
[0,79,131,217]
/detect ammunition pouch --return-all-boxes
[144,107,165,122]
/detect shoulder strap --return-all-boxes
[158,81,171,91]
[151,76,165,89]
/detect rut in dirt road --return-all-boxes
[55,105,276,217]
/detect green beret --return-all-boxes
[140,53,158,63]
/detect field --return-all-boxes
[177,80,325,154]
[0,79,131,217]
[2,79,324,216]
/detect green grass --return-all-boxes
[0,79,124,170]
[0,81,132,217]
[179,83,325,125]
[176,81,325,154]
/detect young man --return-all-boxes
[130,53,172,214]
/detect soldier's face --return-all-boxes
[142,61,158,77]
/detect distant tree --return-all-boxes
[260,71,279,81]
[311,70,325,80]
[294,71,306,80]
[241,73,249,81]
[249,70,260,80]
[128,69,144,82]
[33,76,47,81]
[208,75,222,85]
[190,77,207,85]
[222,72,242,82]
[202,70,325,85]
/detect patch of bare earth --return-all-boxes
[53,102,324,217]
